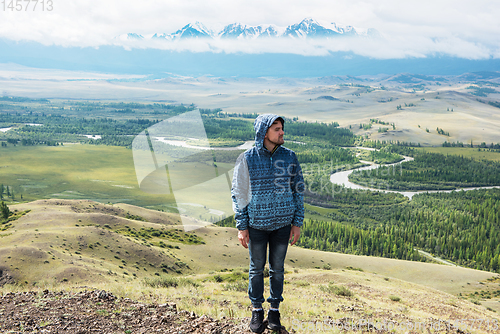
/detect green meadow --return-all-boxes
[304,203,339,222]
[415,146,500,161]
[0,144,236,221]
[0,144,175,209]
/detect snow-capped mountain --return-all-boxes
[259,25,282,38]
[119,18,364,41]
[118,33,144,41]
[170,21,213,39]
[283,18,352,38]
[151,33,171,40]
[219,23,263,39]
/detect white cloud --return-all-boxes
[0,0,499,59]
[110,34,500,60]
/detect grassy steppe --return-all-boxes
[1,199,500,332]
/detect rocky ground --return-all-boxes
[0,290,289,334]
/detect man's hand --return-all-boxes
[289,225,300,246]
[238,229,249,249]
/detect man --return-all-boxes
[231,114,304,333]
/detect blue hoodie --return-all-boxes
[231,114,304,231]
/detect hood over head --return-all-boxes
[253,114,284,150]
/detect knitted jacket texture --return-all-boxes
[231,114,305,231]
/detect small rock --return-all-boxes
[197,315,211,323]
[159,302,177,312]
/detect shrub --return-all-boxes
[333,285,353,297]
[294,280,310,287]
[320,283,353,297]
[172,277,200,288]
[389,295,401,302]
[143,276,179,288]
[223,281,247,292]
[345,266,363,272]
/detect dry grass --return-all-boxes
[2,267,499,333]
[2,199,500,333]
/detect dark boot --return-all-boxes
[267,309,282,331]
[250,309,266,333]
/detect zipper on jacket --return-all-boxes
[269,144,279,172]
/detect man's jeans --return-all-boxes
[248,224,291,309]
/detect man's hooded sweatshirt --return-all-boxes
[231,114,304,231]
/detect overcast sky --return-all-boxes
[1,0,499,59]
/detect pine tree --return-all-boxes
[1,201,10,220]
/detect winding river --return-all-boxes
[330,147,500,199]
[145,141,500,199]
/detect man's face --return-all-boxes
[265,120,284,146]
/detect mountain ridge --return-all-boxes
[117,18,368,42]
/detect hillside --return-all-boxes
[1,200,500,333]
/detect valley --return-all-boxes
[1,69,500,332]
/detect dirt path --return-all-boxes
[417,249,460,267]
